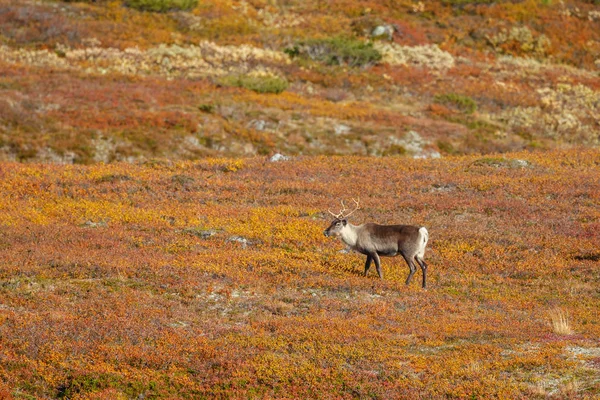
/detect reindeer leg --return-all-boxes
[372,253,383,279]
[415,256,427,289]
[364,255,373,276]
[402,252,417,285]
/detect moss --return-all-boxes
[124,0,197,12]
[434,93,477,114]
[218,74,288,94]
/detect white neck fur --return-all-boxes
[340,223,359,247]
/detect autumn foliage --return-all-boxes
[1,150,600,398]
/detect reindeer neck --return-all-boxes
[340,223,360,247]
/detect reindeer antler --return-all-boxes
[344,198,360,218]
[328,198,360,219]
[328,200,347,219]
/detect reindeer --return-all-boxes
[323,199,429,288]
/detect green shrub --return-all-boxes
[198,104,214,114]
[434,93,477,114]
[286,37,382,68]
[57,373,122,398]
[436,140,456,154]
[219,74,288,94]
[382,144,407,156]
[124,0,197,12]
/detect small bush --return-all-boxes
[124,0,197,12]
[198,104,214,114]
[434,93,477,114]
[286,37,382,68]
[436,140,456,154]
[218,74,288,94]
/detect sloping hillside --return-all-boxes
[0,0,599,162]
[1,149,599,398]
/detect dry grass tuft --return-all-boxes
[549,308,574,336]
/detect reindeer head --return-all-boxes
[323,198,360,237]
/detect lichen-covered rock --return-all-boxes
[373,42,455,70]
[486,26,551,56]
[495,84,600,143]
[0,42,290,79]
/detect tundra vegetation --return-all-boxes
[0,0,599,398]
[1,151,600,398]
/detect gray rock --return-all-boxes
[390,130,441,159]
[82,220,108,228]
[371,25,395,40]
[334,124,351,136]
[198,229,218,239]
[182,228,219,239]
[270,153,291,162]
[512,159,530,168]
[247,119,267,131]
[227,236,251,249]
